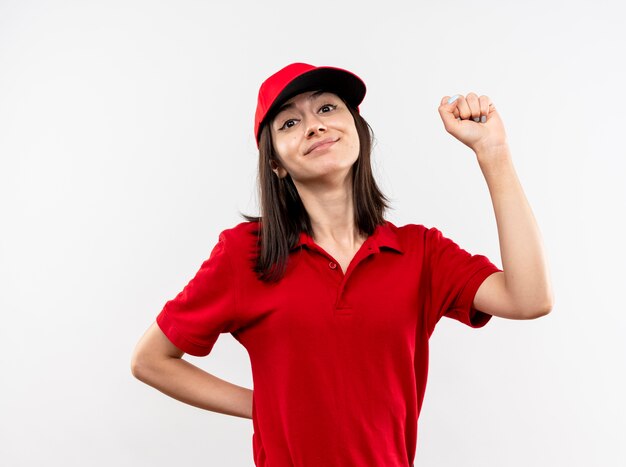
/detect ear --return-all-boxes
[269,160,288,179]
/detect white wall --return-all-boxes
[1,0,624,465]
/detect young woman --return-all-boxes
[131,62,553,467]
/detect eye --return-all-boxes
[279,119,297,130]
[319,103,337,113]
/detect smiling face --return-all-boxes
[268,90,360,184]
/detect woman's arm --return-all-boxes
[438,94,554,319]
[131,322,253,419]
[473,145,554,319]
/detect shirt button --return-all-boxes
[329,261,337,269]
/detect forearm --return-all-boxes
[476,145,554,315]
[134,357,253,420]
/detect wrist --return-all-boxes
[475,144,512,166]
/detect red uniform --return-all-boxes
[156,220,502,466]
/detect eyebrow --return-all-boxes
[274,90,329,120]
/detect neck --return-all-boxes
[294,175,363,248]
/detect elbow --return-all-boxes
[130,349,152,382]
[523,299,554,320]
[130,354,143,380]
[538,293,555,318]
[131,322,185,381]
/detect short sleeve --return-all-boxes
[156,232,238,356]
[423,227,503,335]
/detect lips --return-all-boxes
[305,137,338,155]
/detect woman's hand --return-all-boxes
[438,93,508,155]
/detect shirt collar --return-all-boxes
[290,220,404,254]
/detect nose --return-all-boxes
[304,113,327,137]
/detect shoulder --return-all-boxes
[384,220,437,243]
[218,220,260,242]
[382,221,457,257]
[215,221,261,264]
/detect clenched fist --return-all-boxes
[438,93,508,155]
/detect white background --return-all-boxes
[1,0,625,466]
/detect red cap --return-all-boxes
[254,62,366,147]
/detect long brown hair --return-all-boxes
[240,103,392,283]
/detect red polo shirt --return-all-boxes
[156,220,502,466]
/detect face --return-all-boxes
[269,90,360,184]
